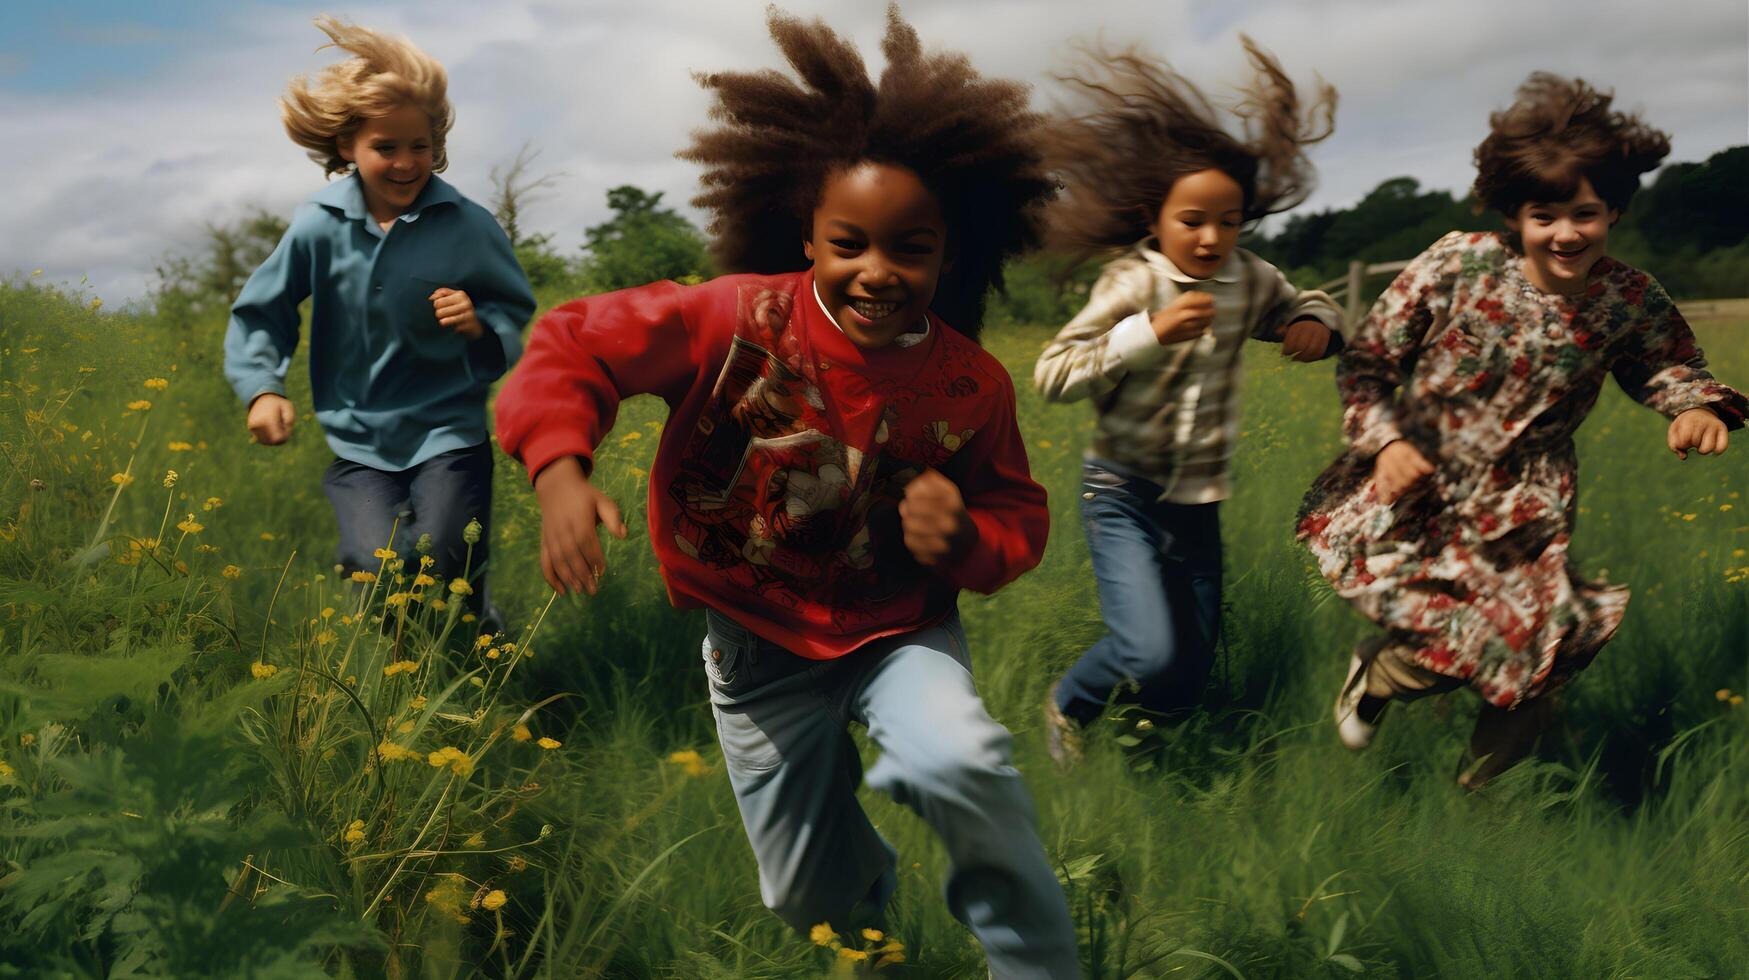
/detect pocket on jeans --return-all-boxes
[701,633,746,690]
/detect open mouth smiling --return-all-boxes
[849,298,900,320]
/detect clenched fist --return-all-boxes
[1150,291,1216,345]
[1667,407,1729,461]
[1372,439,1434,505]
[247,392,295,445]
[900,468,977,566]
[429,287,484,340]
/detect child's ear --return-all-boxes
[337,135,357,164]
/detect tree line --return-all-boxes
[153,145,1747,329]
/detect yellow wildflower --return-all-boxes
[420,554,436,568]
[373,547,397,560]
[383,660,419,677]
[321,607,335,620]
[448,578,473,597]
[143,378,169,390]
[1733,696,1745,707]
[351,570,376,584]
[203,496,222,510]
[396,719,415,734]
[512,723,532,742]
[838,947,867,962]
[430,599,447,612]
[162,470,179,489]
[344,819,366,844]
[861,928,884,942]
[1718,689,1732,702]
[127,399,151,412]
[315,629,337,646]
[377,741,421,762]
[222,564,242,579]
[810,923,837,947]
[410,695,428,710]
[176,514,204,534]
[384,591,412,608]
[19,733,34,748]
[536,736,561,750]
[508,856,528,873]
[259,532,275,541]
[427,746,474,776]
[413,573,436,588]
[464,831,486,848]
[481,889,507,910]
[110,472,134,488]
[666,749,711,777]
[485,647,501,660]
[0,760,13,780]
[168,440,193,452]
[475,634,495,649]
[251,662,278,679]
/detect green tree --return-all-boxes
[578,186,709,293]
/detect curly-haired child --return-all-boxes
[1297,73,1746,788]
[224,16,535,624]
[1033,40,1346,764]
[494,8,1076,976]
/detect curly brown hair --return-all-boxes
[677,5,1055,340]
[1472,73,1669,216]
[1039,37,1336,258]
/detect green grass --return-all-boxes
[1,274,1745,978]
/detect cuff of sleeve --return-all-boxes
[935,509,1007,594]
[517,429,597,484]
[1672,386,1748,429]
[244,381,287,406]
[1105,311,1185,371]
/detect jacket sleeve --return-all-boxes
[460,205,538,385]
[1610,276,1747,428]
[1247,256,1347,353]
[223,213,312,405]
[1033,258,1186,403]
[495,279,707,481]
[936,366,1050,594]
[1337,232,1464,458]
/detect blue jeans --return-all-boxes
[1054,462,1223,725]
[321,442,495,614]
[703,609,1078,980]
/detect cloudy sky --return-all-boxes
[3,0,1745,306]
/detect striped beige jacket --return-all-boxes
[1034,246,1346,503]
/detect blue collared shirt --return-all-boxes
[224,173,536,471]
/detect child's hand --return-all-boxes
[533,456,628,596]
[1150,292,1216,345]
[1668,407,1729,460]
[429,288,484,340]
[1280,318,1332,362]
[900,468,977,566]
[1373,440,1434,505]
[246,393,296,446]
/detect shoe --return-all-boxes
[1044,682,1084,769]
[1456,698,1550,791]
[1334,653,1383,750]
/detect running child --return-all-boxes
[494,8,1075,976]
[224,16,535,624]
[1297,73,1745,788]
[1033,39,1347,765]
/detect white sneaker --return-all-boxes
[1334,653,1382,750]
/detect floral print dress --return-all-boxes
[1297,231,1746,708]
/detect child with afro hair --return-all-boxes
[495,7,1076,975]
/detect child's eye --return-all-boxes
[830,239,863,250]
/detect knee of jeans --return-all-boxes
[1110,630,1179,683]
[891,718,1016,800]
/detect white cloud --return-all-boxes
[3,0,1744,305]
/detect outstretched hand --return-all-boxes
[1668,407,1728,460]
[534,455,627,596]
[1280,318,1333,362]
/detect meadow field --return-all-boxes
[0,276,1744,978]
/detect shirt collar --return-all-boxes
[1137,242,1242,284]
[810,280,931,347]
[310,172,462,223]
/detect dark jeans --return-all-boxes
[1054,462,1224,725]
[321,441,496,618]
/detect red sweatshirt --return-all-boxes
[495,270,1049,659]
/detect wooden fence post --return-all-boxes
[1345,260,1366,327]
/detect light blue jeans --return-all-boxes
[703,609,1079,979]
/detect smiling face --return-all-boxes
[803,161,948,349]
[1504,176,1619,296]
[1151,168,1244,279]
[339,103,435,224]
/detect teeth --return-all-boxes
[851,300,898,320]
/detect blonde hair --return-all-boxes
[279,15,454,176]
